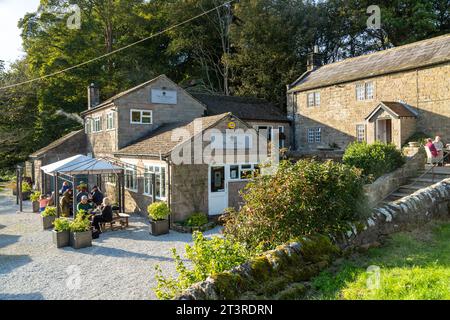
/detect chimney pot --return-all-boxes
[307,46,322,72]
[88,83,100,109]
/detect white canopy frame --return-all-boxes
[41,155,126,217]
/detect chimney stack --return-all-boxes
[306,45,322,72]
[87,83,100,109]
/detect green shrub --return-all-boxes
[41,206,57,217]
[343,142,405,180]
[53,218,71,232]
[184,212,208,227]
[148,202,170,221]
[22,181,32,193]
[154,231,252,300]
[223,160,367,251]
[69,214,91,232]
[30,191,41,202]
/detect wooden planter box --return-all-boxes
[42,216,56,230]
[149,219,169,236]
[53,230,70,248]
[70,230,92,249]
[32,201,40,213]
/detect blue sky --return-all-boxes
[0,0,41,68]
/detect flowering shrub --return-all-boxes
[147,202,170,221]
[154,231,252,299]
[41,206,57,217]
[223,160,368,251]
[53,218,71,232]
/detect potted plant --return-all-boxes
[52,217,71,248]
[41,206,57,230]
[30,191,41,213]
[148,201,170,236]
[69,214,92,249]
[21,181,32,200]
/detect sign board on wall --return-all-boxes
[151,89,177,105]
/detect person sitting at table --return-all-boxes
[77,195,94,214]
[60,181,70,196]
[92,197,113,233]
[60,189,73,218]
[76,186,89,204]
[39,194,50,213]
[90,186,104,206]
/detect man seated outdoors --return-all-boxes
[90,186,104,206]
[77,195,94,214]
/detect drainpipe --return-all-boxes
[165,156,172,227]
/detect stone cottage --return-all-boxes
[30,75,290,221]
[287,34,450,152]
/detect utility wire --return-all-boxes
[0,0,235,91]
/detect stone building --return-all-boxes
[287,34,450,152]
[30,74,290,221]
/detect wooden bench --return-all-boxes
[100,213,130,231]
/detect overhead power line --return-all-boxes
[0,0,235,91]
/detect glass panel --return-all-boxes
[240,165,253,179]
[211,166,225,192]
[131,111,141,123]
[230,165,239,179]
[314,92,320,106]
[365,82,374,99]
[161,167,166,198]
[307,93,314,107]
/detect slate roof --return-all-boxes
[114,113,231,157]
[365,101,418,121]
[30,130,85,158]
[193,94,289,122]
[289,34,450,93]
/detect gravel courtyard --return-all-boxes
[0,185,221,300]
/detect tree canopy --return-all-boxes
[0,0,448,171]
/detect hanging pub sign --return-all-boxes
[151,89,177,105]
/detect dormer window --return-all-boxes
[307,92,320,107]
[130,109,153,124]
[356,82,374,101]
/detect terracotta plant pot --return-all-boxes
[149,219,169,236]
[42,216,56,230]
[53,230,70,248]
[70,230,92,249]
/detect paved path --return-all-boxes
[0,184,221,300]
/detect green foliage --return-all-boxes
[147,202,170,221]
[53,217,71,232]
[308,222,450,300]
[154,231,252,299]
[41,206,57,217]
[184,212,208,227]
[21,181,32,193]
[69,214,91,232]
[223,160,367,251]
[30,191,41,202]
[343,142,405,180]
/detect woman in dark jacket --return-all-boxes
[92,197,113,232]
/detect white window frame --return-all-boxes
[92,116,102,133]
[307,92,320,107]
[356,82,374,101]
[143,165,166,200]
[356,124,365,142]
[106,112,115,130]
[278,126,285,148]
[228,164,259,181]
[130,109,153,124]
[124,164,138,192]
[85,119,91,134]
[307,127,321,144]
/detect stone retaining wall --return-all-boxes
[176,178,450,300]
[363,149,425,207]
